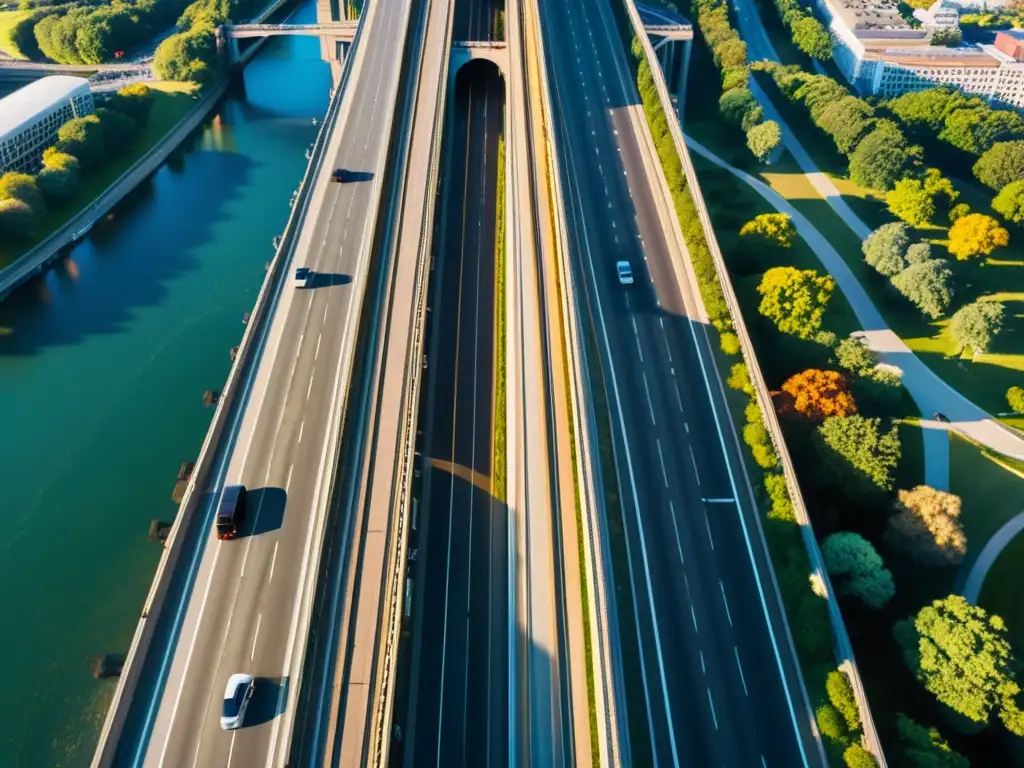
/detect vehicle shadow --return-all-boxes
[245,675,290,727]
[342,170,374,183]
[309,272,352,289]
[244,486,288,537]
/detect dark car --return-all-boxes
[216,485,247,540]
[330,168,347,183]
[933,412,950,423]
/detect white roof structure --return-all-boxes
[0,76,91,141]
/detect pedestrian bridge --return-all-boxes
[450,41,507,76]
[223,21,358,40]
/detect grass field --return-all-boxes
[0,9,29,59]
[0,86,201,269]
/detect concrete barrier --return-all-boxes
[89,19,367,766]
[622,3,886,764]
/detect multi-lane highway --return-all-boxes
[402,56,508,767]
[539,0,823,765]
[106,0,414,763]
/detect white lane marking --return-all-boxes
[268,541,278,584]
[668,500,684,565]
[631,316,643,361]
[690,605,698,633]
[684,422,689,434]
[251,614,262,661]
[720,580,733,627]
[315,333,321,360]
[286,464,294,491]
[689,445,701,485]
[674,379,683,413]
[735,647,749,696]
[704,497,734,504]
[306,376,314,400]
[642,372,656,425]
[297,420,304,444]
[227,733,236,767]
[656,439,668,487]
[707,688,719,730]
[699,651,706,674]
[298,332,303,348]
[704,511,715,551]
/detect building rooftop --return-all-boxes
[0,75,91,140]
[832,0,912,33]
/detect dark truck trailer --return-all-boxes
[216,485,247,540]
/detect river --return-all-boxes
[0,5,330,764]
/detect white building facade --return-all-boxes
[0,76,94,174]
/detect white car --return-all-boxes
[293,266,313,288]
[616,260,634,285]
[220,673,255,730]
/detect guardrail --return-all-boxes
[368,0,455,763]
[89,20,365,767]
[623,2,886,764]
[524,0,626,765]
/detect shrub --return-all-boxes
[949,299,1004,357]
[947,213,1009,260]
[113,83,154,126]
[0,197,38,237]
[96,107,139,155]
[843,744,878,768]
[56,114,105,167]
[739,213,795,247]
[887,485,966,565]
[834,336,876,376]
[756,266,836,340]
[823,532,896,609]
[815,415,901,493]
[746,120,782,161]
[1007,385,1024,413]
[973,139,1024,190]
[0,171,44,211]
[862,222,911,277]
[720,331,741,355]
[905,242,932,264]
[815,703,849,744]
[764,473,794,521]
[949,202,971,222]
[727,362,755,395]
[891,259,954,319]
[992,179,1024,224]
[826,669,861,732]
[719,88,757,127]
[780,369,857,421]
[887,178,935,226]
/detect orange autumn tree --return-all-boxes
[780,369,857,421]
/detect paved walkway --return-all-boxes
[958,512,1024,602]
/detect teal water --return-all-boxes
[0,7,329,765]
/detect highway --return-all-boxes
[105,0,415,763]
[402,57,508,767]
[538,0,823,765]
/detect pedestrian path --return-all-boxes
[958,512,1024,602]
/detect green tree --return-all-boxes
[746,119,781,161]
[947,212,1009,260]
[862,222,911,277]
[816,703,849,744]
[940,106,1024,155]
[906,242,933,263]
[38,164,78,200]
[891,259,954,319]
[740,213,796,247]
[843,744,878,768]
[993,179,1024,224]
[822,532,896,609]
[834,336,876,375]
[949,202,971,222]
[56,114,105,167]
[741,103,764,132]
[973,139,1024,190]
[923,167,958,208]
[756,266,836,339]
[795,75,848,119]
[949,299,1004,356]
[96,107,138,154]
[816,415,901,493]
[0,171,44,211]
[826,669,861,732]
[930,27,962,46]
[154,26,217,83]
[727,362,755,395]
[887,178,936,226]
[894,595,1024,732]
[815,96,875,154]
[113,83,154,126]
[721,66,749,91]
[1007,385,1024,413]
[719,88,757,127]
[887,87,982,136]
[0,197,37,237]
[791,15,833,59]
[714,37,747,69]
[850,125,922,190]
[895,713,969,768]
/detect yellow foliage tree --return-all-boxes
[781,369,857,421]
[947,213,1009,260]
[740,213,796,248]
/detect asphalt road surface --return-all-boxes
[108,0,413,764]
[402,60,509,768]
[538,0,823,765]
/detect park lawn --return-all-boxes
[0,86,200,268]
[978,531,1024,656]
[0,9,29,59]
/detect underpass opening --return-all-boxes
[390,58,510,768]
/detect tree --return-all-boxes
[843,744,878,768]
[949,202,971,222]
[96,107,139,155]
[56,114,105,167]
[992,179,1024,224]
[795,75,848,118]
[949,299,1004,356]
[834,336,877,375]
[850,125,922,190]
[816,703,849,744]
[740,213,796,247]
[973,139,1024,190]
[862,222,911,277]
[113,83,154,126]
[940,106,1024,155]
[923,167,959,209]
[721,66,749,92]
[719,88,757,127]
[791,15,833,59]
[930,27,962,46]
[781,369,857,420]
[886,486,967,566]
[38,165,78,200]
[822,532,895,609]
[747,120,781,161]
[757,266,836,339]
[887,178,936,226]
[714,37,747,69]
[906,242,933,263]
[154,27,217,83]
[947,212,1010,260]
[826,669,861,732]
[888,87,983,137]
[816,96,876,154]
[891,259,954,319]
[895,713,969,768]
[727,362,755,395]
[1007,385,1024,413]
[816,415,901,493]
[0,197,37,237]
[0,171,44,211]
[894,595,1024,732]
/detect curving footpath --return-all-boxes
[958,512,1024,603]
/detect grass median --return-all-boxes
[493,133,507,503]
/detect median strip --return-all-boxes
[493,132,507,503]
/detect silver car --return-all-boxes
[616,260,634,285]
[220,673,255,730]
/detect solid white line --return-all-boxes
[642,372,656,425]
[720,580,733,627]
[251,614,262,661]
[268,541,278,584]
[735,647,749,696]
[656,439,668,487]
[689,445,700,485]
[704,511,715,551]
[707,689,719,730]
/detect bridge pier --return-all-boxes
[651,35,691,107]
